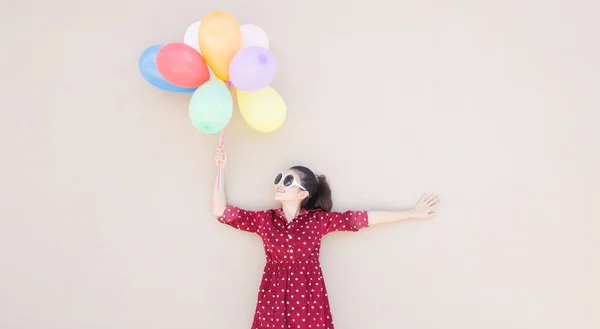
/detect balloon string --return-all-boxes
[216,129,225,192]
[216,80,233,193]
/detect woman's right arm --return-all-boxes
[212,147,227,217]
[210,147,264,233]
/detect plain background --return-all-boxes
[1,0,598,328]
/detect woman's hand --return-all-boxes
[215,147,227,168]
[212,147,228,216]
[410,193,440,219]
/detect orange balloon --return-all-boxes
[198,12,242,81]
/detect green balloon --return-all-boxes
[188,80,233,134]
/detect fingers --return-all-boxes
[215,147,227,164]
[428,199,440,214]
[428,196,440,216]
[429,195,440,206]
[423,194,432,203]
[423,193,440,205]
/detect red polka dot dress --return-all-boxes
[218,206,369,329]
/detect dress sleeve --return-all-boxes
[317,210,369,235]
[217,205,264,233]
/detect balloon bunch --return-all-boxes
[138,11,286,191]
[139,11,287,134]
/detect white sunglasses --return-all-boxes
[274,172,307,191]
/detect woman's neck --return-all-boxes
[280,201,301,222]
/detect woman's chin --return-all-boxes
[274,194,290,201]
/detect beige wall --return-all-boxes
[1,0,599,328]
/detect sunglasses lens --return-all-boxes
[274,173,282,185]
[283,175,294,187]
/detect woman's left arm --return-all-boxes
[367,193,440,225]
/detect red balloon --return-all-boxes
[156,43,210,88]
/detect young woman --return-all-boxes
[212,147,440,329]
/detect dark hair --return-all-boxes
[290,166,333,212]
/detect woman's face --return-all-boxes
[273,169,309,202]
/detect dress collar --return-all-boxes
[274,208,319,220]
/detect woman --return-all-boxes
[212,147,440,329]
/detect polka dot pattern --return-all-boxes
[218,206,369,329]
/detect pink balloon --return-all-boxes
[156,43,210,88]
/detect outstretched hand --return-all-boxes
[411,193,440,219]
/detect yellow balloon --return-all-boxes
[237,86,286,133]
[198,11,242,81]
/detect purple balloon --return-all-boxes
[229,46,276,92]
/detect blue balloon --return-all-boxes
[138,45,197,93]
